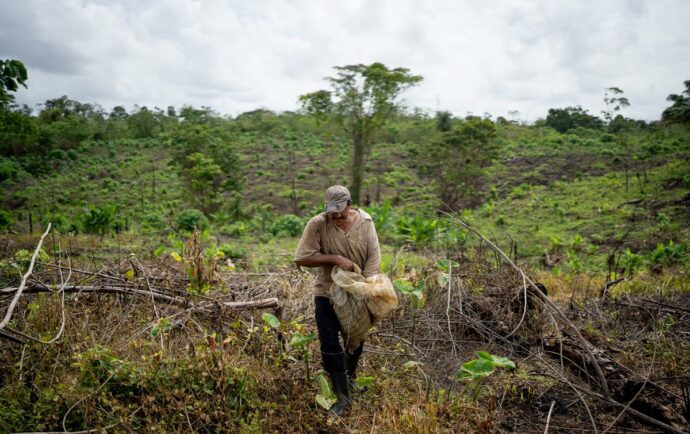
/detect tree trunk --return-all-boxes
[351,132,365,205]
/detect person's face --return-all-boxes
[328,203,351,228]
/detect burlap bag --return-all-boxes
[330,265,399,352]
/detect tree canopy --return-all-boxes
[0,59,28,108]
[544,106,604,133]
[300,62,422,204]
[661,80,690,124]
[422,117,498,210]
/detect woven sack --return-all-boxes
[330,265,399,351]
[330,265,372,352]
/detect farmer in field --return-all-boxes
[294,185,381,417]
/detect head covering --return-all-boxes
[324,185,351,213]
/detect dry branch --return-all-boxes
[1,284,279,311]
[0,223,51,331]
[443,212,612,400]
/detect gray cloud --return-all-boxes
[1,0,688,120]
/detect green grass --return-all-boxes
[465,159,690,272]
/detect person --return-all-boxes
[294,185,381,417]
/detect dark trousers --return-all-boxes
[314,296,364,376]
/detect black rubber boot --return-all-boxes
[328,372,351,417]
[345,343,365,393]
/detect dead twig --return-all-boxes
[1,284,279,310]
[639,297,690,314]
[543,400,556,434]
[0,224,51,331]
[599,277,625,301]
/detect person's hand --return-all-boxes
[334,255,354,271]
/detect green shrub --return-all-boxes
[270,214,303,237]
[656,211,671,231]
[46,212,70,233]
[0,158,19,181]
[600,133,615,143]
[395,216,438,244]
[81,204,118,235]
[102,177,118,191]
[66,149,78,160]
[141,212,166,230]
[175,209,209,232]
[218,243,247,259]
[113,218,129,233]
[648,240,689,267]
[509,183,531,199]
[220,222,248,237]
[48,149,66,160]
[0,210,12,230]
[367,200,393,233]
[622,248,643,276]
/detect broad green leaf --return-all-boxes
[475,351,515,369]
[476,351,492,361]
[317,374,333,397]
[315,374,336,409]
[316,393,336,410]
[393,280,414,294]
[435,259,459,271]
[356,376,375,387]
[489,355,516,369]
[457,358,494,379]
[289,332,316,348]
[261,312,281,329]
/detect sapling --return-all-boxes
[394,277,426,345]
[456,351,516,400]
[261,312,316,381]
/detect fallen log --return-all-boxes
[0,284,280,311]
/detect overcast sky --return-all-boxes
[1,0,688,121]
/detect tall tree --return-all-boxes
[0,59,36,156]
[300,63,422,204]
[602,87,630,126]
[661,80,690,124]
[422,117,498,210]
[0,59,28,108]
[435,110,453,132]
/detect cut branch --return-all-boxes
[1,284,279,311]
[0,223,51,331]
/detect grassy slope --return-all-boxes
[3,123,689,272]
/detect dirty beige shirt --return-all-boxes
[294,209,381,298]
